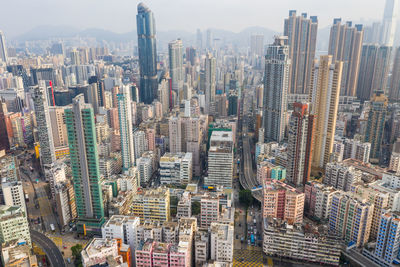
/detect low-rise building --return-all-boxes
[1,179,26,213]
[1,241,38,267]
[210,222,234,263]
[54,181,77,227]
[0,205,30,247]
[263,217,341,266]
[81,238,129,267]
[177,192,191,219]
[160,152,193,185]
[102,215,140,257]
[195,229,209,265]
[263,180,304,224]
[304,181,337,220]
[131,187,170,223]
[200,194,219,228]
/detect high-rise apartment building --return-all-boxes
[137,3,158,104]
[304,181,337,220]
[0,102,9,153]
[262,36,290,143]
[262,180,305,225]
[284,10,318,94]
[196,29,202,50]
[389,47,400,101]
[205,131,233,188]
[286,102,314,187]
[328,19,363,96]
[65,94,104,234]
[351,182,390,240]
[137,156,152,186]
[204,53,216,114]
[373,212,400,265]
[169,116,182,153]
[324,162,360,192]
[364,90,388,163]
[168,39,184,102]
[342,138,371,163]
[381,0,399,46]
[118,85,135,171]
[33,81,56,168]
[133,130,148,160]
[309,55,343,173]
[329,191,373,247]
[250,35,264,56]
[0,31,7,63]
[49,106,68,148]
[357,45,392,102]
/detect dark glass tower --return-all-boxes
[137,3,158,104]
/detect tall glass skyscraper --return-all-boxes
[66,94,104,234]
[137,3,158,104]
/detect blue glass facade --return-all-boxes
[137,3,158,104]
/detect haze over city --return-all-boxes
[1,0,400,266]
[0,0,392,37]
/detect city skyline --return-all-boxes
[0,0,397,39]
[1,0,400,266]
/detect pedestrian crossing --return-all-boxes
[233,249,263,266]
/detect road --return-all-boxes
[239,90,262,201]
[31,230,66,267]
[19,153,59,232]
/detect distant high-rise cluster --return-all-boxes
[284,10,318,95]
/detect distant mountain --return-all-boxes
[12,25,278,49]
[15,25,80,41]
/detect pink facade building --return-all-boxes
[263,180,304,224]
[200,195,219,228]
[109,107,120,131]
[135,240,189,267]
[146,128,156,151]
[135,241,153,267]
[169,244,188,267]
[151,242,170,267]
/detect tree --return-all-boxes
[239,189,254,208]
[71,244,83,267]
[191,201,201,215]
[170,196,179,207]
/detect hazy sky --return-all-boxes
[0,0,389,38]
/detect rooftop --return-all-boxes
[83,238,117,257]
[210,131,233,142]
